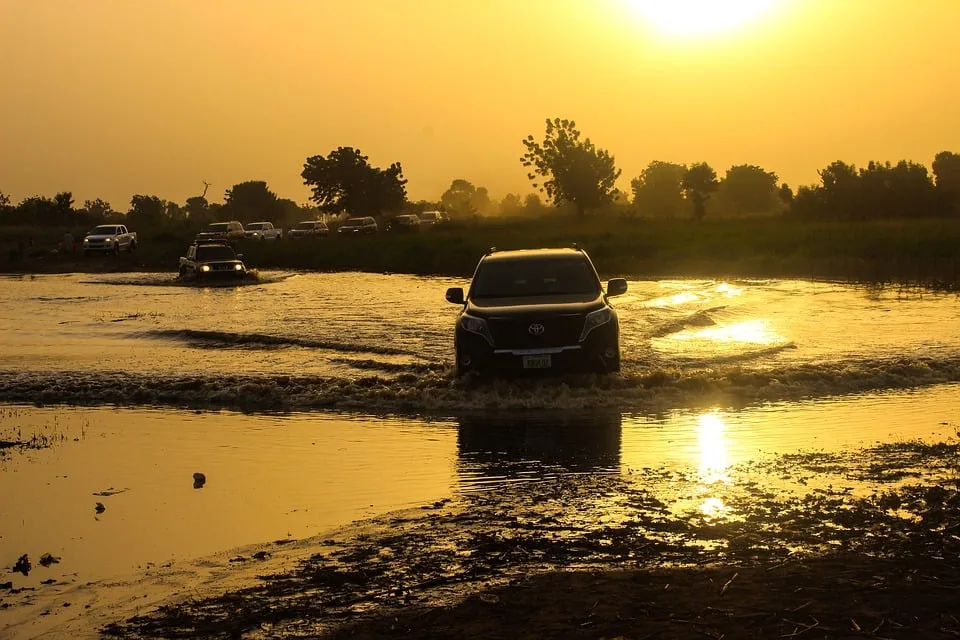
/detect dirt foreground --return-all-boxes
[3,436,960,639]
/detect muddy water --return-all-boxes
[1,273,960,588]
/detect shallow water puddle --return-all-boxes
[2,384,958,588]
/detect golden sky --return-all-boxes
[1,0,958,209]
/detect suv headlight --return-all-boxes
[579,307,613,341]
[234,263,243,271]
[458,313,494,346]
[200,265,211,272]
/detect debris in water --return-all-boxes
[13,554,30,576]
[38,553,60,567]
[95,502,105,514]
[193,472,206,489]
[92,487,129,497]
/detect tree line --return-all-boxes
[2,118,959,228]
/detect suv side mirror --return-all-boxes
[445,287,464,304]
[236,253,244,259]
[607,278,628,297]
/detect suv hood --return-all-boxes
[466,293,605,318]
[85,234,117,240]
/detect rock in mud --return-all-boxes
[12,554,30,576]
[193,472,206,489]
[38,553,60,567]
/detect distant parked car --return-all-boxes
[338,216,378,235]
[178,241,247,281]
[82,224,137,255]
[196,221,245,242]
[244,222,282,241]
[390,214,421,232]
[287,220,329,239]
[417,211,449,227]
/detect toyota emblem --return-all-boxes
[528,323,545,336]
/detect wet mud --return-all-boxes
[91,434,960,639]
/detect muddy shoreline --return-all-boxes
[81,435,959,639]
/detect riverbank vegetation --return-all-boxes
[2,119,959,284]
[2,215,959,288]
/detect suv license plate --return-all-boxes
[522,355,552,369]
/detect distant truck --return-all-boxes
[82,224,137,256]
[244,221,283,241]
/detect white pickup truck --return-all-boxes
[244,221,282,241]
[82,224,137,255]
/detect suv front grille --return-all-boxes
[487,314,585,348]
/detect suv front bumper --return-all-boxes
[455,320,620,375]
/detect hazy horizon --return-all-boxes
[2,0,958,209]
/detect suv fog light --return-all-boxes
[604,347,617,359]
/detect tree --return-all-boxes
[128,194,167,226]
[184,196,212,223]
[82,199,114,222]
[499,193,523,216]
[778,183,794,206]
[440,179,491,217]
[52,191,76,223]
[0,191,10,208]
[858,160,935,218]
[681,163,719,220]
[630,161,686,218]
[932,151,960,193]
[222,180,282,223]
[716,164,779,215]
[301,147,407,216]
[16,196,57,225]
[818,160,861,218]
[521,118,621,216]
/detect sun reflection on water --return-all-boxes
[679,319,781,345]
[697,412,732,519]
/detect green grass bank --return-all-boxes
[3,216,960,286]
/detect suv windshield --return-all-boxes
[196,246,237,261]
[246,223,265,230]
[90,226,118,234]
[294,222,316,230]
[343,218,365,227]
[471,257,600,298]
[205,223,229,232]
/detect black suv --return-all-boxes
[178,240,247,281]
[446,248,627,375]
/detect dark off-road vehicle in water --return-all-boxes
[446,247,627,376]
[178,241,248,282]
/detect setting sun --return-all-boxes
[629,0,778,37]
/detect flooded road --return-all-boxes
[1,272,959,411]
[2,272,960,628]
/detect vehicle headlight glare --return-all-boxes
[200,265,211,272]
[104,238,112,242]
[579,307,613,341]
[234,264,243,271]
[458,313,494,346]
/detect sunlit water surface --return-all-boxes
[1,272,960,587]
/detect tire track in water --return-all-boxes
[138,328,424,358]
